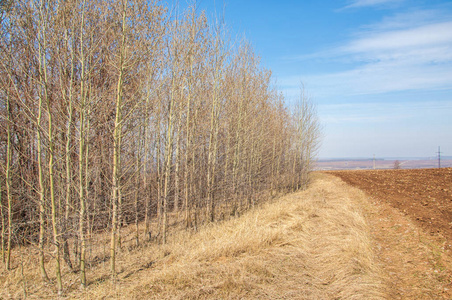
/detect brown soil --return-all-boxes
[328,168,452,299]
[328,168,452,245]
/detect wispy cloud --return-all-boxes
[344,21,452,55]
[363,8,451,30]
[290,3,452,158]
[303,61,452,96]
[283,9,452,97]
[344,0,405,9]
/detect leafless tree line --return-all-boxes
[0,0,320,293]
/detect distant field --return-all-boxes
[316,159,452,170]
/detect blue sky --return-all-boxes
[193,0,452,159]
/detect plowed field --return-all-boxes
[328,168,452,249]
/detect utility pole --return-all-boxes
[437,146,441,168]
[373,154,376,169]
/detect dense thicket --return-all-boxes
[0,0,320,293]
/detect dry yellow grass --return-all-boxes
[0,173,386,299]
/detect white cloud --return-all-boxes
[344,0,404,9]
[283,11,452,97]
[304,62,452,96]
[364,9,448,30]
[299,6,452,158]
[345,22,452,54]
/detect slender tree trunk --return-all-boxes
[0,179,4,264]
[223,129,231,212]
[183,113,191,228]
[78,69,87,287]
[156,108,162,237]
[43,40,63,294]
[207,103,216,222]
[5,95,12,271]
[85,102,91,240]
[143,92,151,242]
[190,106,199,230]
[173,109,182,213]
[61,12,75,271]
[207,67,221,222]
[36,89,49,282]
[111,3,127,278]
[110,83,121,278]
[232,103,243,214]
[47,98,63,294]
[117,133,123,250]
[78,0,88,286]
[162,73,177,244]
[134,133,141,247]
[36,0,56,286]
[270,135,277,194]
[63,94,74,272]
[183,78,192,229]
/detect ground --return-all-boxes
[2,170,452,298]
[329,168,452,299]
[328,168,452,249]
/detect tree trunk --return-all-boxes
[111,2,127,278]
[5,94,13,271]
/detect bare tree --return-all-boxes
[0,1,323,295]
[293,85,321,190]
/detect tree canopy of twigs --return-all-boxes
[0,0,321,294]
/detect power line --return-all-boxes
[437,146,442,168]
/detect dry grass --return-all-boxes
[0,173,386,299]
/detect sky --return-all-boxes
[191,0,452,159]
